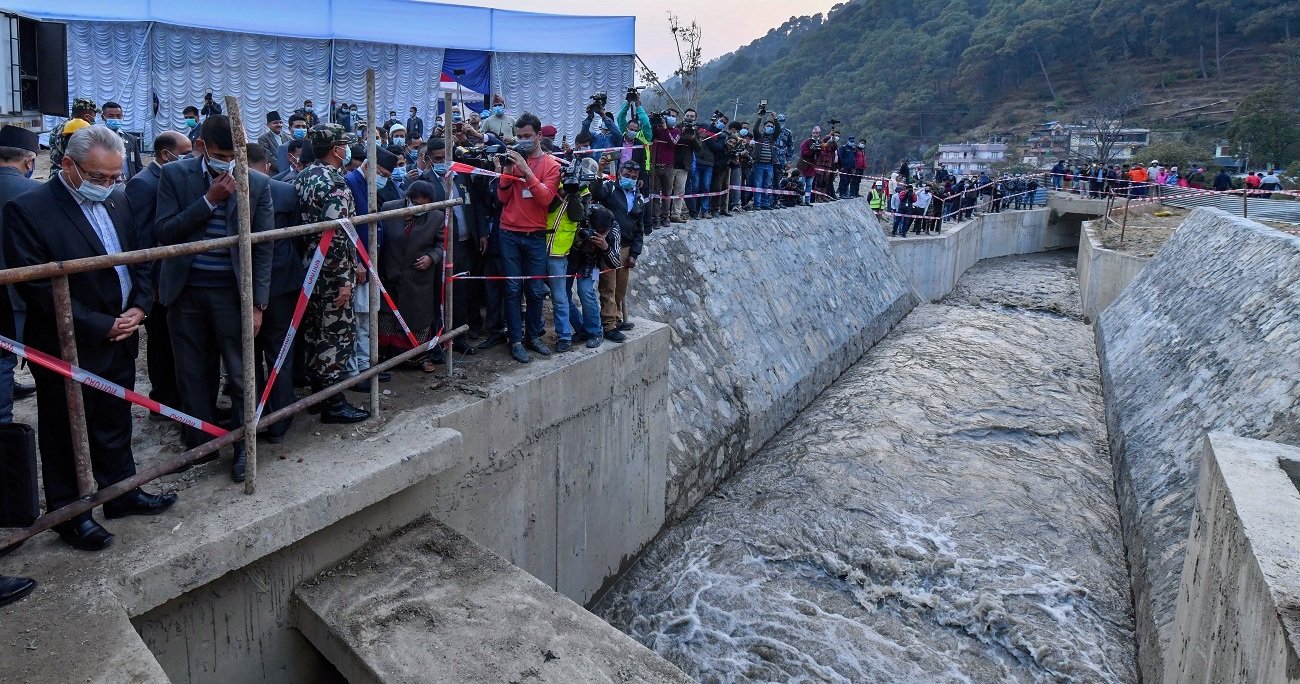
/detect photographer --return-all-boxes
[750,106,781,210]
[581,92,620,151]
[593,160,644,342]
[494,112,561,364]
[724,121,746,212]
[706,114,731,217]
[814,126,840,201]
[543,158,598,353]
[569,204,622,348]
[797,126,822,205]
[670,109,698,223]
[649,108,680,228]
[837,137,858,199]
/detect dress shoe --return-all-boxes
[320,395,370,424]
[525,338,552,356]
[231,446,246,483]
[477,334,508,350]
[555,339,572,353]
[451,340,477,355]
[0,575,36,607]
[510,342,531,364]
[11,382,35,400]
[54,515,114,551]
[104,488,178,519]
[572,330,590,343]
[585,336,603,349]
[617,320,635,332]
[604,329,626,343]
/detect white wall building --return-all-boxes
[936,142,1007,175]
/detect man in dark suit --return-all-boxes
[246,143,303,442]
[4,125,177,551]
[154,116,273,482]
[100,102,144,181]
[405,106,424,141]
[125,131,191,415]
[419,139,485,354]
[0,126,41,422]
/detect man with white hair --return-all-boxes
[3,125,177,551]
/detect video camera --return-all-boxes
[453,143,506,170]
[560,155,601,194]
[757,99,768,115]
[587,91,609,115]
[626,86,645,103]
[827,118,842,129]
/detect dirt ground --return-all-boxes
[1094,203,1298,257]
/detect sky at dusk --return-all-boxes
[450,0,844,78]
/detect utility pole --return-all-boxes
[732,97,742,121]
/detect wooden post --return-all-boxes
[1242,187,1248,219]
[366,69,380,417]
[443,92,455,378]
[225,94,258,495]
[52,275,94,497]
[1120,195,1132,244]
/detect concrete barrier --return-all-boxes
[1076,219,1149,323]
[630,200,919,521]
[1164,434,1300,684]
[1095,207,1300,682]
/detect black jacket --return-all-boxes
[593,179,644,258]
[3,177,152,365]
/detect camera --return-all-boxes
[758,99,768,114]
[626,86,644,103]
[561,156,601,194]
[577,225,596,242]
[712,109,724,121]
[827,118,841,127]
[453,143,504,170]
[587,91,609,114]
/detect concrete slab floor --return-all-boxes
[294,516,694,684]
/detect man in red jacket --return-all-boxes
[494,112,561,364]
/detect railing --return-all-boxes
[0,74,466,552]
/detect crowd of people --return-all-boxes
[0,91,1058,602]
[1049,159,1288,199]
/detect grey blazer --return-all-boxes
[153,156,273,307]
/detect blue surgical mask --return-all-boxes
[666,116,677,127]
[207,156,233,174]
[432,163,448,175]
[493,106,504,117]
[104,119,123,131]
[72,165,113,202]
[393,137,405,147]
[515,139,535,153]
[292,128,307,140]
[184,117,198,128]
[375,175,388,189]
[778,116,786,123]
[481,110,491,119]
[764,126,774,135]
[304,106,314,113]
[739,128,749,137]
[715,121,724,130]
[619,177,636,192]
[339,145,352,166]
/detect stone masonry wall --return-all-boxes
[629,200,918,521]
[1094,208,1300,683]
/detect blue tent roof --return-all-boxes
[2,0,636,55]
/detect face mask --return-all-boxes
[184,118,198,128]
[304,106,314,113]
[432,162,448,175]
[625,130,637,140]
[292,128,307,139]
[207,156,233,174]
[493,106,504,117]
[376,175,388,189]
[833,136,840,142]
[619,177,636,191]
[24,162,34,179]
[666,116,677,127]
[481,110,491,119]
[711,121,723,131]
[764,126,774,135]
[338,145,352,166]
[778,116,786,123]
[72,165,113,203]
[739,128,749,137]
[393,137,405,147]
[515,139,535,153]
[105,119,123,131]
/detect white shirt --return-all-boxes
[58,171,130,309]
[915,189,932,209]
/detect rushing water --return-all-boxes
[594,251,1137,683]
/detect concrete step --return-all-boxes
[292,516,694,684]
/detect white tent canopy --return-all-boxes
[15,1,635,144]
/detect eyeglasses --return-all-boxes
[72,160,122,185]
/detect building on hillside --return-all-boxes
[1212,140,1246,172]
[936,142,1007,175]
[1068,126,1151,162]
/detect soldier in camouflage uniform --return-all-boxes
[48,97,99,167]
[294,123,370,423]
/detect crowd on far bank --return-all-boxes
[1048,159,1289,198]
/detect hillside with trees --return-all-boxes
[650,0,1299,171]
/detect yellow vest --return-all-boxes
[868,189,885,209]
[546,189,590,257]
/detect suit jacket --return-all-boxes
[258,130,291,173]
[426,170,487,244]
[3,177,151,367]
[0,166,41,331]
[266,173,306,296]
[405,116,424,140]
[593,179,645,258]
[118,131,145,181]
[153,157,274,307]
[123,161,164,289]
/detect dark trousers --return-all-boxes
[145,301,180,408]
[837,170,853,198]
[32,341,136,512]
[169,285,246,449]
[452,239,483,333]
[481,252,506,337]
[849,173,863,197]
[255,290,297,439]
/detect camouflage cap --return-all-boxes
[72,97,99,114]
[307,123,355,147]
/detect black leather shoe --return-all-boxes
[477,334,508,350]
[510,343,531,364]
[104,488,178,519]
[451,340,477,355]
[0,575,36,607]
[525,338,552,356]
[377,371,392,383]
[54,515,114,551]
[555,339,572,353]
[12,382,35,400]
[320,395,370,424]
[617,320,635,332]
[604,329,626,343]
[231,446,246,483]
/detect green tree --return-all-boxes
[1226,86,1300,167]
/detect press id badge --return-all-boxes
[522,187,533,198]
